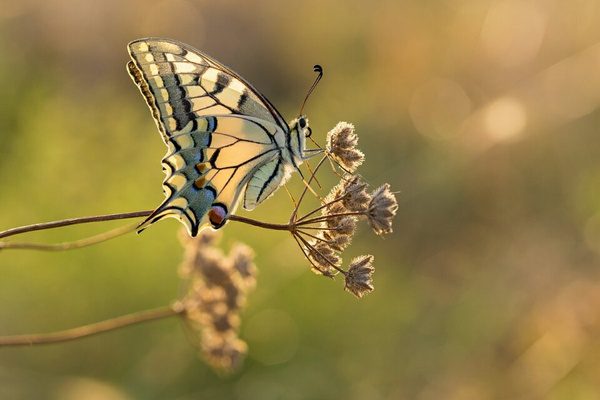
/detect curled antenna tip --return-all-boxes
[300,64,324,115]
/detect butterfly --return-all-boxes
[127,38,322,236]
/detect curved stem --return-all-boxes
[0,303,184,347]
[294,232,345,275]
[0,211,153,240]
[0,222,139,252]
[291,232,329,276]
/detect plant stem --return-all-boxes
[0,303,184,347]
[296,211,365,226]
[0,211,153,240]
[228,215,291,231]
[290,156,328,223]
[0,223,139,251]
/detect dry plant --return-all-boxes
[0,122,397,373]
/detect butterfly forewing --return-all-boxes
[128,39,288,137]
[128,38,296,236]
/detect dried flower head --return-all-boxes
[307,240,341,277]
[340,176,371,213]
[344,255,375,298]
[326,175,371,214]
[201,329,248,372]
[178,228,257,373]
[326,122,365,172]
[229,243,257,290]
[322,216,356,252]
[367,184,398,235]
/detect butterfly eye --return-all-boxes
[305,126,312,138]
[299,118,307,129]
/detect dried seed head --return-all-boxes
[229,243,257,289]
[307,240,340,277]
[326,122,365,172]
[323,215,356,252]
[344,255,375,298]
[201,255,235,288]
[367,184,398,235]
[201,329,248,373]
[322,199,347,230]
[321,177,363,232]
[341,176,371,213]
[325,231,352,252]
[335,216,356,236]
[178,228,257,373]
[325,175,371,215]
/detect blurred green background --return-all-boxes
[2,0,600,398]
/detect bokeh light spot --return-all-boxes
[483,97,527,142]
[480,0,546,68]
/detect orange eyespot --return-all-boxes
[208,205,227,228]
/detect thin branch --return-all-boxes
[228,215,291,231]
[0,303,184,347]
[296,228,328,244]
[291,232,331,276]
[296,181,368,223]
[294,231,345,275]
[0,223,138,252]
[296,211,365,227]
[290,156,328,223]
[0,211,153,240]
[325,151,353,177]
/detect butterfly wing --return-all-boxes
[128,38,291,236]
[128,38,289,139]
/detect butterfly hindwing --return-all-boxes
[142,114,288,235]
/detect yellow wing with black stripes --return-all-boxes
[127,38,297,236]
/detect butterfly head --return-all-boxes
[289,115,313,160]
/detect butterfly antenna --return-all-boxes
[299,65,323,115]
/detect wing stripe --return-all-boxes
[211,73,230,95]
[162,65,194,131]
[258,158,282,201]
[128,38,296,236]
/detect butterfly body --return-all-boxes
[127,38,317,236]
